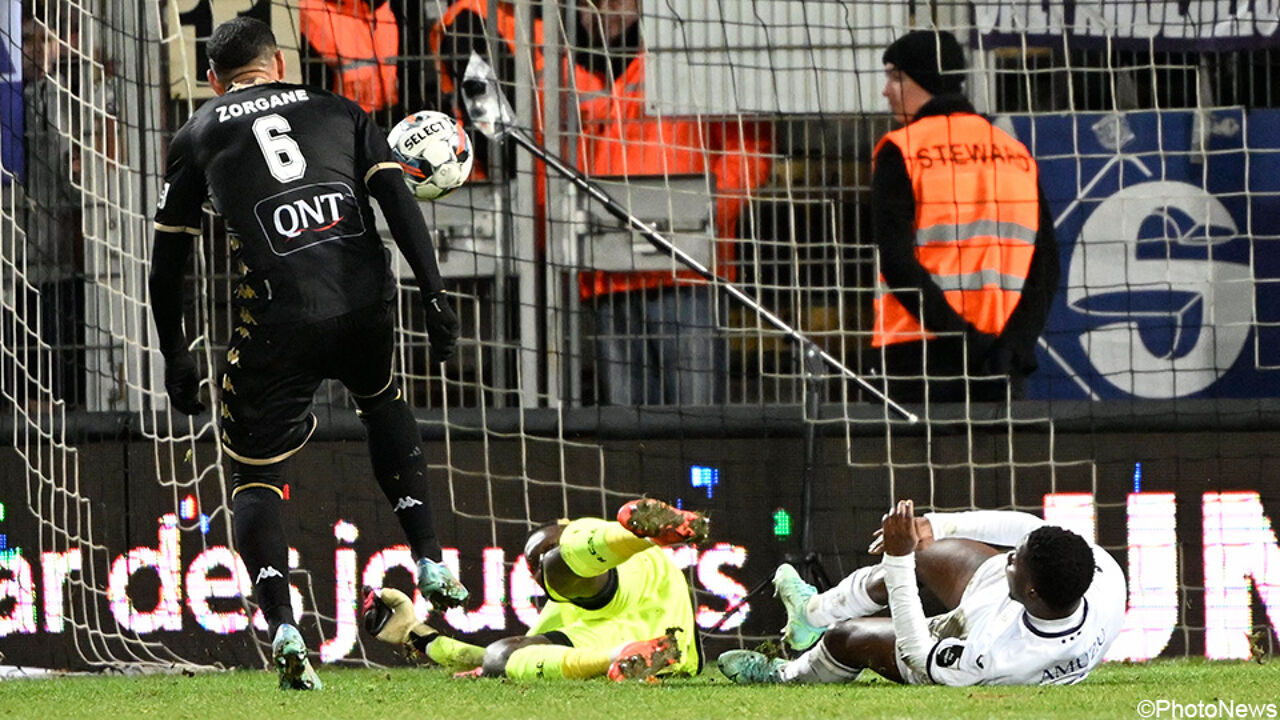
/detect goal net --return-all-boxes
[1,0,1278,675]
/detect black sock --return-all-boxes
[232,483,293,636]
[360,396,443,561]
[410,631,438,654]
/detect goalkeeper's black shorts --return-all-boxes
[218,301,396,465]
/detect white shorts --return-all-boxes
[894,552,1007,685]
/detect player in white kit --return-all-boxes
[719,500,1127,686]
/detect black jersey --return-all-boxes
[154,82,399,326]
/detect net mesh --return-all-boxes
[1,0,1278,674]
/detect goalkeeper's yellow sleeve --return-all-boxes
[556,517,651,578]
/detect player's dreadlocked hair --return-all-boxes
[1023,526,1095,609]
[207,17,278,84]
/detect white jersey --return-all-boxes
[899,545,1127,686]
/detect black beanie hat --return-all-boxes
[882,30,966,96]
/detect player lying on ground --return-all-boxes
[720,500,1127,686]
[363,498,708,681]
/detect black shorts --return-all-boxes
[218,302,396,464]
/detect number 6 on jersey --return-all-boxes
[253,113,307,183]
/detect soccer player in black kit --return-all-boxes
[149,17,464,690]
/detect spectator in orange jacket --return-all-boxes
[433,0,773,405]
[572,0,772,406]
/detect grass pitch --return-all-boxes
[2,659,1276,720]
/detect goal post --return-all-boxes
[2,0,1279,674]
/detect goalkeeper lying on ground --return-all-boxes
[720,500,1127,686]
[363,498,707,681]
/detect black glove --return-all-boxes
[164,352,206,415]
[423,290,460,363]
[963,327,997,376]
[984,335,1037,377]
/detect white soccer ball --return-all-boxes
[387,110,474,201]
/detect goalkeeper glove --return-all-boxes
[164,352,206,415]
[361,586,428,645]
[423,290,460,363]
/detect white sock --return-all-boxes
[807,566,886,627]
[779,640,861,684]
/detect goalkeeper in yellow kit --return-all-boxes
[362,498,708,681]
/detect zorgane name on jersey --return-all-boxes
[213,87,310,123]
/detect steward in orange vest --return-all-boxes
[299,0,399,113]
[430,1,772,299]
[871,31,1058,403]
[431,1,772,405]
[567,14,773,300]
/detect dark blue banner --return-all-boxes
[973,1,1280,52]
[0,0,22,184]
[1018,109,1280,399]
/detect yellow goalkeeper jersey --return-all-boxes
[526,543,701,675]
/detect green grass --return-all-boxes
[2,659,1277,720]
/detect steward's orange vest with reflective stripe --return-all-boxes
[872,114,1040,347]
[300,0,399,113]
